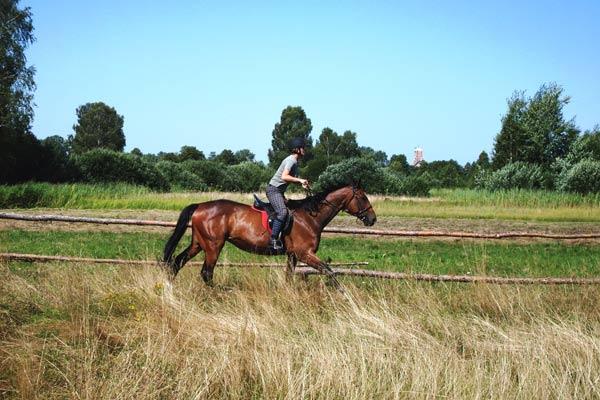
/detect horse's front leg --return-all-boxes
[298,251,342,289]
[286,253,297,282]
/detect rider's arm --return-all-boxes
[282,169,310,188]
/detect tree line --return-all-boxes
[1,0,599,195]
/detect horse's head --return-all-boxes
[343,185,377,226]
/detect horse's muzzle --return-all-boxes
[361,215,376,226]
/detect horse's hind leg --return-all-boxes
[171,240,202,278]
[200,240,225,286]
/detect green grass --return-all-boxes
[431,188,600,208]
[2,229,599,278]
[1,182,600,221]
[0,182,257,210]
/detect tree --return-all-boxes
[305,128,361,180]
[213,149,237,165]
[0,0,40,183]
[314,128,360,165]
[268,106,313,167]
[359,146,388,167]
[316,127,342,164]
[418,160,465,188]
[565,126,600,163]
[39,135,70,181]
[71,102,125,154]
[388,154,410,175]
[0,129,44,183]
[465,150,491,188]
[475,151,491,170]
[157,151,179,162]
[0,0,35,133]
[179,145,205,161]
[492,84,579,168]
[234,149,255,163]
[522,83,578,165]
[492,91,528,168]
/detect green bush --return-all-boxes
[180,160,227,190]
[376,169,405,195]
[314,158,431,197]
[484,162,553,190]
[566,129,600,164]
[0,182,49,208]
[72,149,169,191]
[398,174,432,197]
[220,162,272,192]
[155,161,207,191]
[556,160,600,194]
[417,160,465,188]
[315,158,382,193]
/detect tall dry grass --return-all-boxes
[1,262,600,399]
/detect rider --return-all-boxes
[266,137,310,251]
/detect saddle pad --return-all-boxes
[251,206,272,235]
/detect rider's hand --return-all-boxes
[300,179,310,189]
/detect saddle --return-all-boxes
[252,194,293,234]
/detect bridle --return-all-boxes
[344,186,373,223]
[304,186,373,222]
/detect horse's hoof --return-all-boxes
[215,284,234,292]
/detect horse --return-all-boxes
[162,184,377,285]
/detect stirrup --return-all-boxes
[270,238,284,251]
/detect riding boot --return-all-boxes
[270,218,284,251]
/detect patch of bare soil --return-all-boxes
[332,215,600,235]
[1,209,599,243]
[0,209,180,234]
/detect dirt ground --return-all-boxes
[2,208,599,244]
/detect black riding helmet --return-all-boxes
[289,137,306,152]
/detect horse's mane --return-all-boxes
[287,184,349,212]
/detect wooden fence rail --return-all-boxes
[2,212,599,240]
[0,253,367,268]
[3,252,599,285]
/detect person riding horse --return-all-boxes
[266,137,310,251]
[162,137,377,286]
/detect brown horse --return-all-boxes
[162,185,376,285]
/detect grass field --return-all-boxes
[1,184,600,398]
[2,229,600,278]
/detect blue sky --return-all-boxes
[24,0,600,164]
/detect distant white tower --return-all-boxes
[412,147,424,167]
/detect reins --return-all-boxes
[303,186,371,222]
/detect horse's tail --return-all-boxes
[163,203,198,264]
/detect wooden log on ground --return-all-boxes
[1,252,598,285]
[294,267,600,285]
[0,252,367,268]
[0,212,177,227]
[322,227,600,240]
